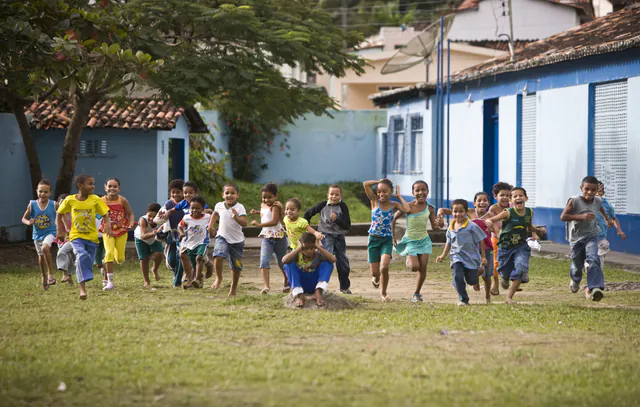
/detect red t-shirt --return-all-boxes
[472,218,493,251]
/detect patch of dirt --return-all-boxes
[605,282,640,292]
[283,291,356,310]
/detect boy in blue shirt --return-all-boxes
[436,199,487,306]
[592,181,626,269]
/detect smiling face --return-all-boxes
[183,186,197,203]
[190,201,204,218]
[495,189,511,209]
[36,184,51,202]
[146,210,159,226]
[474,194,490,215]
[261,191,276,207]
[452,204,467,223]
[78,177,95,195]
[412,183,428,204]
[511,189,528,210]
[327,187,342,205]
[376,183,392,203]
[581,182,598,202]
[170,187,184,203]
[285,202,300,221]
[222,186,239,206]
[105,179,120,198]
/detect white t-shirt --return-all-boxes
[179,213,211,250]
[214,202,246,244]
[134,215,157,245]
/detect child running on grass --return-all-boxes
[436,199,487,306]
[21,179,57,290]
[56,174,112,300]
[251,183,289,294]
[437,192,497,304]
[486,182,513,296]
[282,232,336,308]
[485,187,544,304]
[155,179,185,287]
[100,178,135,291]
[391,180,439,302]
[178,196,211,289]
[363,178,411,302]
[134,203,164,288]
[284,198,324,250]
[209,183,248,297]
[94,212,106,286]
[560,176,613,301]
[54,194,75,285]
[304,184,352,294]
[591,181,626,269]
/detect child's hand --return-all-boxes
[395,185,401,198]
[436,255,444,263]
[27,219,35,225]
[582,212,596,221]
[330,212,337,221]
[436,215,445,228]
[484,219,493,228]
[251,220,260,227]
[618,230,626,240]
[250,209,260,215]
[158,211,167,220]
[531,232,540,241]
[314,232,325,240]
[606,219,614,228]
[210,228,217,238]
[481,257,487,267]
[315,238,322,249]
[231,208,238,217]
[392,237,397,247]
[274,201,284,212]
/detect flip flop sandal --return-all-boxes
[381,295,392,302]
[42,283,49,291]
[372,277,380,289]
[48,278,57,285]
[261,287,270,295]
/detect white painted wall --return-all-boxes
[535,85,589,208]
[445,101,484,200]
[626,76,640,214]
[498,95,518,186]
[449,0,580,41]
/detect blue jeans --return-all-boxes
[285,261,333,296]
[570,235,604,290]
[259,237,288,269]
[322,234,350,290]
[451,262,478,304]
[71,238,98,283]
[497,244,531,283]
[482,250,494,280]
[164,234,183,287]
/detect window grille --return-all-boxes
[594,81,628,214]
[521,94,537,207]
[79,140,108,156]
[391,117,404,173]
[410,115,423,174]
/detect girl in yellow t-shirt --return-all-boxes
[283,198,324,250]
[56,174,111,300]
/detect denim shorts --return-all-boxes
[213,236,244,271]
[481,250,494,280]
[259,237,288,269]
[497,244,531,283]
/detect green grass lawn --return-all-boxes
[1,245,639,406]
[202,181,372,224]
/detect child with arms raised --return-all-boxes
[251,183,288,294]
[303,184,352,294]
[436,199,487,306]
[363,178,411,302]
[391,180,438,302]
[282,232,336,308]
[21,179,57,289]
[485,187,544,304]
[208,183,248,296]
[134,203,164,288]
[560,176,613,301]
[178,196,211,289]
[56,174,112,300]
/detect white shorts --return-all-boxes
[34,234,55,256]
[598,239,610,257]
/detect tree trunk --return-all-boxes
[12,100,43,199]
[54,97,91,199]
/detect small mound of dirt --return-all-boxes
[284,291,356,310]
[604,282,640,292]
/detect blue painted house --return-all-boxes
[370,6,640,254]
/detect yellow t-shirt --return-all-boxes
[283,216,309,249]
[57,194,109,243]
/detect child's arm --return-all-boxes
[231,208,248,227]
[428,205,440,231]
[315,239,336,263]
[362,180,378,203]
[436,243,451,263]
[139,218,157,240]
[21,203,34,226]
[485,210,510,228]
[251,205,281,228]
[598,206,614,227]
[55,212,66,241]
[334,202,351,230]
[274,201,285,223]
[305,224,324,240]
[614,218,626,240]
[392,186,411,213]
[122,197,135,229]
[391,209,404,246]
[303,201,325,223]
[282,245,302,264]
[102,212,113,236]
[208,212,219,237]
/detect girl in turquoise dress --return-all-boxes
[392,181,439,302]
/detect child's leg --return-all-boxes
[180,249,193,282]
[151,252,163,280]
[42,235,55,281]
[195,254,206,286]
[451,262,469,304]
[57,242,75,283]
[114,234,127,265]
[174,254,184,288]
[415,254,429,295]
[483,251,494,302]
[584,236,604,292]
[95,237,105,283]
[71,239,97,299]
[103,235,117,289]
[380,253,392,299]
[285,263,303,296]
[140,257,151,287]
[315,261,334,303]
[212,257,225,289]
[491,237,500,295]
[135,239,151,286]
[227,242,244,297]
[37,254,47,286]
[464,266,480,293]
[259,238,275,292]
[569,240,587,288]
[334,235,351,291]
[367,236,382,286]
[211,236,227,289]
[506,245,530,303]
[274,237,290,289]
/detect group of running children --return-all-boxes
[23,173,625,306]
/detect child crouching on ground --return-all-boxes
[282,232,336,308]
[134,203,164,288]
[436,199,487,306]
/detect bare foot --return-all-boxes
[211,279,221,289]
[153,272,160,281]
[205,261,214,279]
[294,294,305,308]
[227,290,237,297]
[315,293,325,307]
[473,284,480,291]
[143,281,151,289]
[505,298,517,305]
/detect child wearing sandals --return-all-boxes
[363,178,411,302]
[283,232,336,308]
[486,182,513,296]
[134,203,164,288]
[56,174,112,300]
[436,199,487,306]
[178,196,211,289]
[21,179,58,290]
[437,192,497,304]
[391,180,439,302]
[251,183,289,294]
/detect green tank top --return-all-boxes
[405,207,429,241]
[498,207,532,249]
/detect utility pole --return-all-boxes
[342,0,347,35]
[507,0,515,62]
